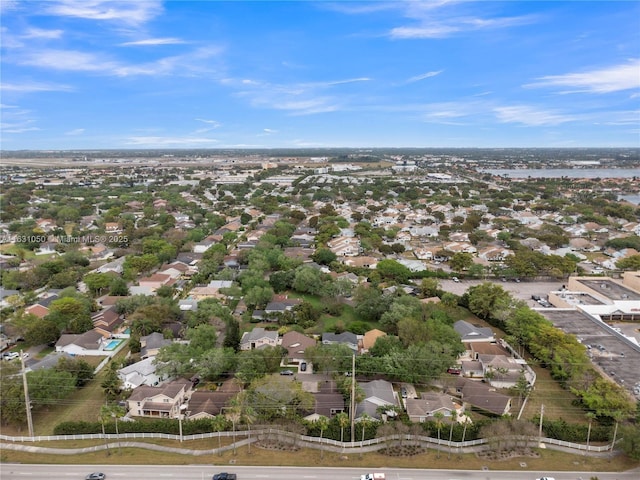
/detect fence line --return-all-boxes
[0,430,615,455]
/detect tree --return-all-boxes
[450,252,473,272]
[585,411,596,455]
[244,285,274,309]
[211,414,227,455]
[14,314,60,346]
[616,254,640,270]
[336,412,350,445]
[101,362,121,400]
[376,259,411,283]
[312,247,337,265]
[55,356,95,387]
[0,362,27,428]
[28,368,76,411]
[83,273,113,296]
[225,402,242,455]
[195,347,237,380]
[619,424,640,460]
[433,411,445,459]
[315,415,330,459]
[46,296,92,334]
[419,278,440,298]
[466,282,512,320]
[109,277,129,296]
[292,266,324,295]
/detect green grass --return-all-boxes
[1,442,637,472]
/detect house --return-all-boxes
[240,327,279,351]
[91,307,123,337]
[280,331,316,364]
[190,280,233,301]
[140,332,172,359]
[322,331,358,352]
[405,392,462,423]
[138,273,174,291]
[327,236,361,257]
[361,329,386,353]
[186,390,236,420]
[454,320,495,343]
[455,378,512,416]
[355,379,398,420]
[343,256,378,269]
[55,330,110,356]
[126,379,192,418]
[304,380,346,421]
[478,354,523,389]
[178,298,198,311]
[24,303,49,319]
[264,295,302,316]
[118,357,166,389]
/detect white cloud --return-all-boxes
[14,46,222,77]
[263,128,278,134]
[195,118,221,127]
[44,0,162,26]
[120,37,187,46]
[230,76,368,115]
[525,59,640,94]
[65,128,85,135]
[0,81,73,92]
[17,49,118,72]
[23,27,64,39]
[406,70,443,83]
[494,105,576,126]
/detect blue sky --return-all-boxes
[1,0,639,149]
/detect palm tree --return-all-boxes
[357,413,374,459]
[242,405,256,454]
[336,412,350,446]
[211,415,227,456]
[315,415,329,460]
[585,412,596,455]
[610,411,624,452]
[225,404,242,456]
[460,413,469,458]
[98,405,111,456]
[448,410,457,460]
[433,411,445,459]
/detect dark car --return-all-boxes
[85,473,106,480]
[212,473,237,480]
[279,369,294,376]
[300,362,307,372]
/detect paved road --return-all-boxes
[1,465,637,480]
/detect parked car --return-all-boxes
[212,473,237,480]
[2,352,19,360]
[85,473,106,480]
[279,370,294,376]
[300,362,307,372]
[452,276,460,283]
[400,387,407,398]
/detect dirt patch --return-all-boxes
[382,445,427,457]
[477,448,541,461]
[255,440,300,452]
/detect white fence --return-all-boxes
[0,429,615,455]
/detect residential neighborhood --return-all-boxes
[1,148,639,462]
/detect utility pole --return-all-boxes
[538,404,544,445]
[20,350,34,437]
[350,353,356,443]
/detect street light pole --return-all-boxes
[178,404,187,442]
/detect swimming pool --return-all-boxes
[103,339,123,351]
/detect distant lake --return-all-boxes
[481,168,638,179]
[620,194,640,205]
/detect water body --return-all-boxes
[620,194,640,205]
[481,168,638,179]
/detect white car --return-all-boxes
[2,352,19,360]
[536,477,555,480]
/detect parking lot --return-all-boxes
[438,278,640,399]
[439,278,565,307]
